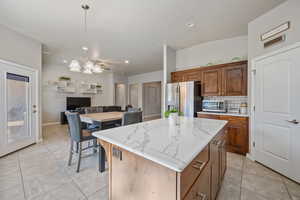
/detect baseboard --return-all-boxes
[246,153,255,161]
[42,122,60,127]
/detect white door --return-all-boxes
[253,44,300,183]
[143,82,161,117]
[115,83,126,110]
[0,61,37,157]
[129,84,139,108]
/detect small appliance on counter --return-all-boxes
[202,100,227,113]
[239,102,248,114]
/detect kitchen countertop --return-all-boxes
[93,117,227,172]
[197,111,249,117]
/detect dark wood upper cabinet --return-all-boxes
[222,64,247,96]
[184,71,202,82]
[171,61,248,96]
[171,69,201,83]
[202,68,222,96]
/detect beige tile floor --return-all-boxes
[0,124,299,200]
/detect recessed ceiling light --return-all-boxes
[124,60,130,64]
[186,22,195,28]
[63,60,68,64]
[82,46,88,51]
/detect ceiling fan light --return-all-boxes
[69,60,81,72]
[84,61,94,70]
[93,65,104,73]
[83,68,93,74]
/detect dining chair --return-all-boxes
[84,107,99,114]
[65,111,99,172]
[125,104,133,111]
[122,111,143,126]
[127,107,141,112]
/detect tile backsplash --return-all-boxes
[203,96,248,113]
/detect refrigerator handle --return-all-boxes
[178,83,181,113]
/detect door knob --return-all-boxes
[286,119,299,124]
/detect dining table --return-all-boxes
[80,112,124,124]
[80,111,124,172]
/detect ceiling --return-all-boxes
[0,0,285,75]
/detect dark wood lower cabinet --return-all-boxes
[198,114,249,155]
[219,116,249,155]
[210,129,227,200]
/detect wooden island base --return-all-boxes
[98,126,227,200]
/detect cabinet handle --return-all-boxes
[222,140,227,148]
[196,192,207,200]
[192,161,205,170]
[216,140,222,148]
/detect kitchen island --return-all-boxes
[93,117,228,200]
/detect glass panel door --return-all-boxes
[0,61,37,157]
[6,73,30,144]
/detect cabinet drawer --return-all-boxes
[181,145,209,198]
[197,114,220,120]
[219,115,248,125]
[184,163,211,200]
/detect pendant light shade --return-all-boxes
[93,64,104,73]
[69,60,81,72]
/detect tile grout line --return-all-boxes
[239,156,246,200]
[281,176,293,200]
[45,135,90,200]
[70,179,89,200]
[17,152,27,200]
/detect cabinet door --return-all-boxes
[210,140,220,200]
[184,164,211,200]
[222,64,247,96]
[202,69,222,96]
[219,116,248,155]
[220,132,227,181]
[226,124,248,155]
[184,71,202,82]
[171,72,185,83]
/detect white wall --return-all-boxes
[248,0,300,60]
[176,36,248,70]
[0,24,42,139]
[42,64,115,123]
[163,45,177,114]
[128,70,163,84]
[127,70,163,110]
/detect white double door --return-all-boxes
[253,44,300,183]
[0,60,38,157]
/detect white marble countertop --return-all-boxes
[93,117,227,172]
[197,111,249,117]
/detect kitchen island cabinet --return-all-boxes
[93,117,228,200]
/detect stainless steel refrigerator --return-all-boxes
[167,81,202,117]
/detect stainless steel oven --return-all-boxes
[202,100,227,113]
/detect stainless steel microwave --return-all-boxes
[202,100,227,113]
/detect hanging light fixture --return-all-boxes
[69,60,81,72]
[83,61,94,74]
[68,4,97,74]
[93,64,104,73]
